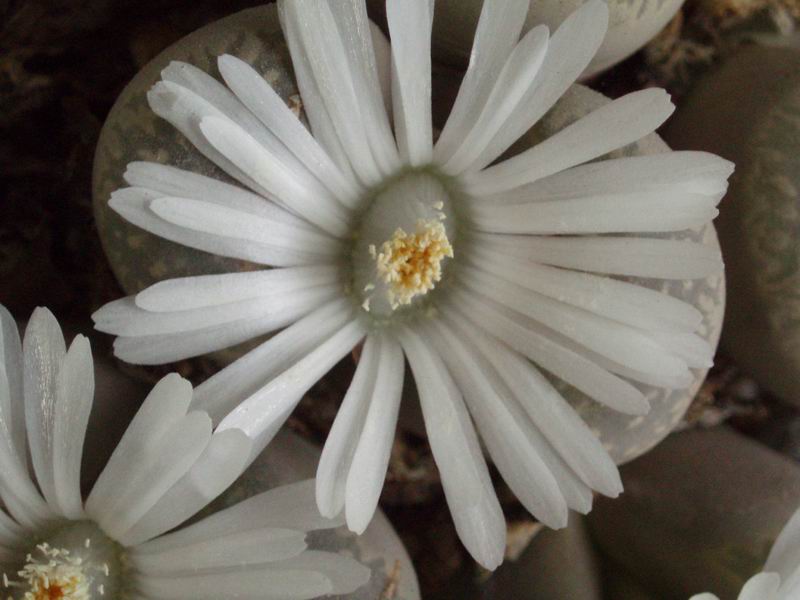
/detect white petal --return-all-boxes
[689,594,720,600]
[217,318,366,457]
[469,232,724,280]
[130,527,307,575]
[0,442,53,529]
[324,1,401,175]
[650,331,714,369]
[345,335,403,534]
[119,429,253,547]
[458,319,623,498]
[123,161,316,227]
[108,287,335,366]
[316,336,380,519]
[468,189,721,235]
[467,0,609,171]
[766,507,800,581]
[0,305,25,462]
[277,0,359,182]
[193,300,354,424]
[271,551,370,595]
[278,0,388,186]
[444,315,594,514]
[23,307,66,513]
[51,335,94,519]
[450,290,648,415]
[99,411,212,541]
[137,480,341,556]
[197,117,351,237]
[460,271,690,380]
[465,89,675,194]
[0,509,26,549]
[434,0,531,164]
[86,374,192,523]
[398,325,506,571]
[478,151,734,202]
[469,246,704,333]
[109,187,328,268]
[426,321,568,529]
[738,573,781,600]
[443,26,549,176]
[386,0,433,166]
[133,267,340,312]
[216,54,362,206]
[147,81,268,196]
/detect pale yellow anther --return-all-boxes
[373,218,453,309]
[14,544,91,600]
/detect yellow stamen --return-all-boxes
[15,544,91,600]
[372,218,453,309]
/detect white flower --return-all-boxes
[94,0,733,569]
[690,506,800,600]
[0,306,368,599]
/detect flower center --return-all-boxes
[351,170,459,319]
[3,522,123,600]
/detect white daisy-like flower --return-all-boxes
[690,506,800,600]
[0,305,368,599]
[94,0,733,569]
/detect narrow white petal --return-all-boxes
[149,195,341,253]
[468,189,721,235]
[386,0,433,165]
[426,321,568,529]
[131,527,307,575]
[316,336,380,519]
[216,54,362,206]
[737,573,781,600]
[345,335,403,534]
[279,0,388,186]
[470,233,724,280]
[460,271,690,379]
[465,89,675,194]
[198,117,351,237]
[689,594,720,600]
[444,315,594,514]
[193,300,354,424]
[86,374,192,522]
[0,306,25,462]
[119,429,253,546]
[109,187,328,267]
[133,267,340,312]
[478,151,734,202]
[450,290,648,415]
[456,319,623,497]
[99,411,212,541]
[0,441,53,529]
[217,318,366,457]
[123,161,317,227]
[147,81,268,196]
[23,307,66,513]
[51,335,94,519]
[95,282,337,337]
[108,287,336,366]
[137,480,341,556]
[443,26,549,176]
[325,1,402,175]
[766,507,800,580]
[469,247,704,333]
[271,551,370,595]
[434,0,531,164]
[399,326,506,571]
[650,331,714,369]
[278,0,360,182]
[467,0,609,171]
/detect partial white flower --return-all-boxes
[690,506,800,600]
[0,305,368,599]
[94,0,732,569]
